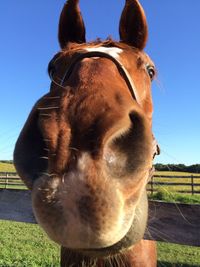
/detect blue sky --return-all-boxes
[0,0,199,165]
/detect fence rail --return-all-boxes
[152,175,200,179]
[0,172,26,189]
[1,172,200,195]
[148,174,200,195]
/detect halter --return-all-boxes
[60,50,140,105]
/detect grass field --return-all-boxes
[157,242,200,267]
[0,162,16,172]
[149,190,200,204]
[156,171,200,176]
[0,220,200,267]
[0,221,60,267]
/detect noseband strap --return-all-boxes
[60,51,140,104]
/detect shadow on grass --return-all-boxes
[158,262,200,267]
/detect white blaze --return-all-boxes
[86,46,123,60]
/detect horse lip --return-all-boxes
[72,192,148,258]
[74,221,141,258]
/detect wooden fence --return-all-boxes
[0,172,26,189]
[148,174,200,195]
[1,172,200,195]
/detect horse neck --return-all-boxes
[61,240,157,267]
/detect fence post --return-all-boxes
[151,175,154,196]
[5,173,9,189]
[191,175,194,195]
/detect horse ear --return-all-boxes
[58,0,86,49]
[119,0,148,50]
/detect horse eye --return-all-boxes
[146,65,155,80]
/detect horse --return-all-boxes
[14,0,159,266]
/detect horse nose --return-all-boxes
[103,107,152,177]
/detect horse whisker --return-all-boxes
[161,188,194,225]
[68,147,79,152]
[145,226,156,242]
[40,156,49,160]
[40,172,50,177]
[147,225,170,243]
[49,173,58,177]
[38,107,60,110]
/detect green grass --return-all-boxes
[0,162,16,172]
[0,221,200,267]
[149,188,200,204]
[157,242,200,267]
[0,220,59,267]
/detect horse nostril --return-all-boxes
[129,111,141,125]
[128,110,149,137]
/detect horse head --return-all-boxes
[14,0,158,262]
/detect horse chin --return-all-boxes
[75,191,148,258]
[32,172,148,258]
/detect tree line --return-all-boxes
[0,160,13,164]
[155,164,200,173]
